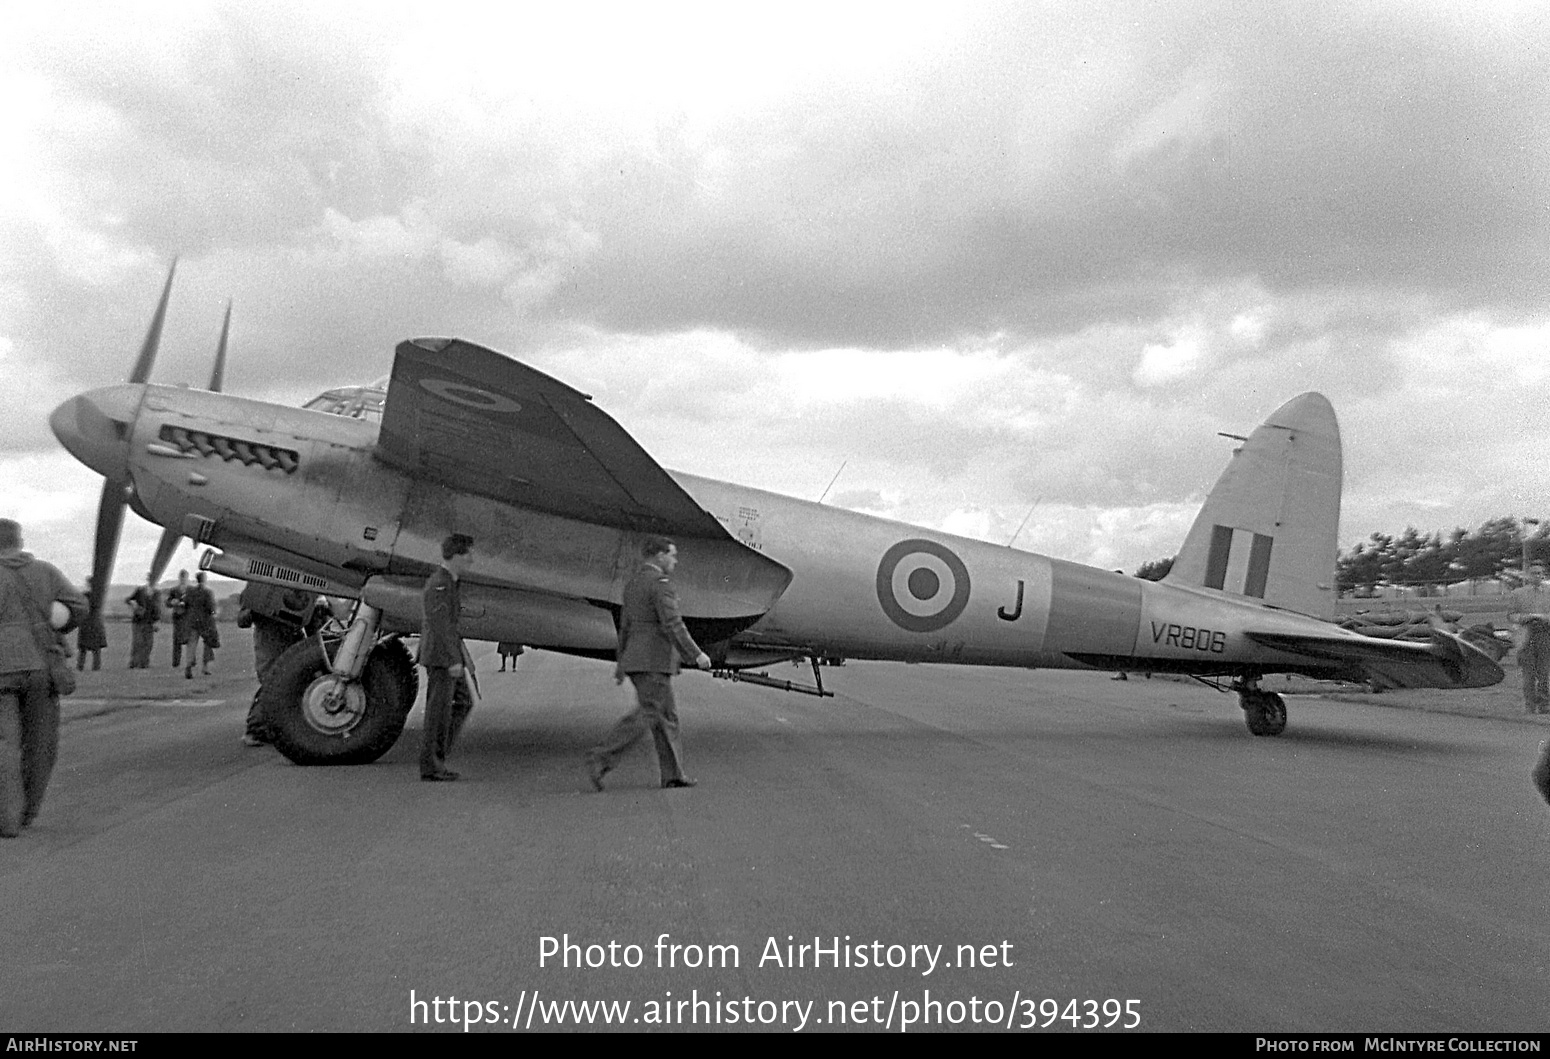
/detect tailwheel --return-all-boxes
[1239,688,1288,737]
[259,637,418,765]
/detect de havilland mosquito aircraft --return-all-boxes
[49,264,1503,765]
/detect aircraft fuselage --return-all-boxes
[72,382,1336,679]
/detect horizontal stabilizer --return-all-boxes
[1246,627,1504,690]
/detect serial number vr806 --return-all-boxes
[1150,621,1227,654]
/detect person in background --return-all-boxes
[181,571,219,679]
[76,576,108,672]
[238,584,330,747]
[125,575,161,669]
[497,641,522,672]
[166,570,191,669]
[1515,614,1550,715]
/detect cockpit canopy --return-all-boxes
[302,377,389,422]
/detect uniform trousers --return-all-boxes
[246,619,302,738]
[0,671,56,836]
[594,672,686,784]
[184,628,217,672]
[1533,741,1550,807]
[1522,651,1550,714]
[129,624,155,669]
[420,666,474,777]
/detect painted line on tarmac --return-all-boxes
[963,823,1010,850]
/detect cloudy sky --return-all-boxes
[3,0,1547,585]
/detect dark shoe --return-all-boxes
[421,770,460,782]
[586,754,609,792]
[184,667,193,680]
[662,777,698,789]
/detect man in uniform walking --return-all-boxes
[181,571,219,679]
[588,536,710,791]
[166,569,191,669]
[418,534,475,782]
[0,519,87,836]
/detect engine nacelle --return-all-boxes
[359,575,618,651]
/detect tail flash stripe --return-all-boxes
[1244,533,1274,598]
[1204,524,1234,590]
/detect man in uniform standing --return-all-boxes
[418,534,475,782]
[1516,614,1550,714]
[0,519,87,836]
[125,575,161,669]
[588,536,710,791]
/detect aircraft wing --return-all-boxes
[376,337,731,539]
[1246,627,1504,690]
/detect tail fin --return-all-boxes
[1163,392,1342,620]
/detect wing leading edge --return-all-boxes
[376,338,730,540]
[1247,627,1504,690]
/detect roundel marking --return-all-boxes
[419,377,523,414]
[876,538,971,633]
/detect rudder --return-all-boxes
[1163,392,1342,620]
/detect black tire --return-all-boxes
[1242,691,1288,737]
[1260,692,1288,736]
[260,638,418,765]
[372,636,418,714]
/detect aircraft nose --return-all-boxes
[49,383,145,479]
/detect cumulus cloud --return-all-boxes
[1134,330,1207,387]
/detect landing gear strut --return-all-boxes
[258,602,420,765]
[1234,678,1287,737]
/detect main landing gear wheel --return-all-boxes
[1240,690,1288,737]
[259,637,418,765]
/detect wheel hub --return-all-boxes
[299,673,367,736]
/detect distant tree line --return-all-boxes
[1132,517,1550,595]
[1335,517,1549,596]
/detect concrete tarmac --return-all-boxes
[2,634,1547,1032]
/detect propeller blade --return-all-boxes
[90,478,129,618]
[147,527,183,587]
[208,300,230,392]
[85,257,178,616]
[128,258,177,386]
